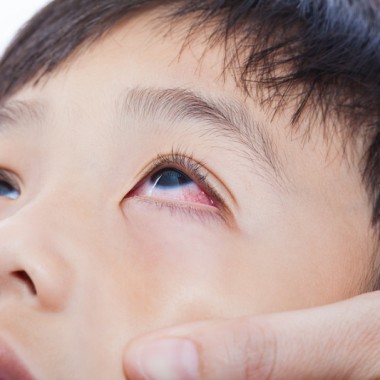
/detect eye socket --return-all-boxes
[0,171,20,200]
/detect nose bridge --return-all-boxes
[29,176,107,234]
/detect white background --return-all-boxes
[0,0,50,55]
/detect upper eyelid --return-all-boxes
[138,152,206,178]
[129,195,228,225]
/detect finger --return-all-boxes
[123,292,380,380]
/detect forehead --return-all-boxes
[13,9,261,117]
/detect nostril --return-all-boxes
[11,271,37,296]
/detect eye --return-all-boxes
[0,171,20,200]
[130,167,215,206]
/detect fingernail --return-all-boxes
[137,339,199,380]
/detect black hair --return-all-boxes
[0,1,379,239]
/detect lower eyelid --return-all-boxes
[124,195,227,225]
[152,186,215,206]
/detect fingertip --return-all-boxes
[123,338,199,380]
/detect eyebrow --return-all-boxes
[0,100,45,134]
[120,87,285,186]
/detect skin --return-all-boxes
[123,292,380,379]
[0,10,375,380]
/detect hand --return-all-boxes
[123,292,380,380]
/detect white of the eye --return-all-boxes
[8,190,19,200]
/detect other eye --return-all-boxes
[129,167,215,206]
[0,172,20,200]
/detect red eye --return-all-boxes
[129,168,214,206]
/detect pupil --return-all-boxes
[152,169,192,188]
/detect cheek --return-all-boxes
[121,200,245,323]
[123,199,224,274]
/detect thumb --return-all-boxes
[123,292,380,380]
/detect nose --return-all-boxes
[0,215,73,312]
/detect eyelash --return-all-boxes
[128,150,228,219]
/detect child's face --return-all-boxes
[0,11,373,380]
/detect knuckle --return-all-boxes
[227,318,278,380]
